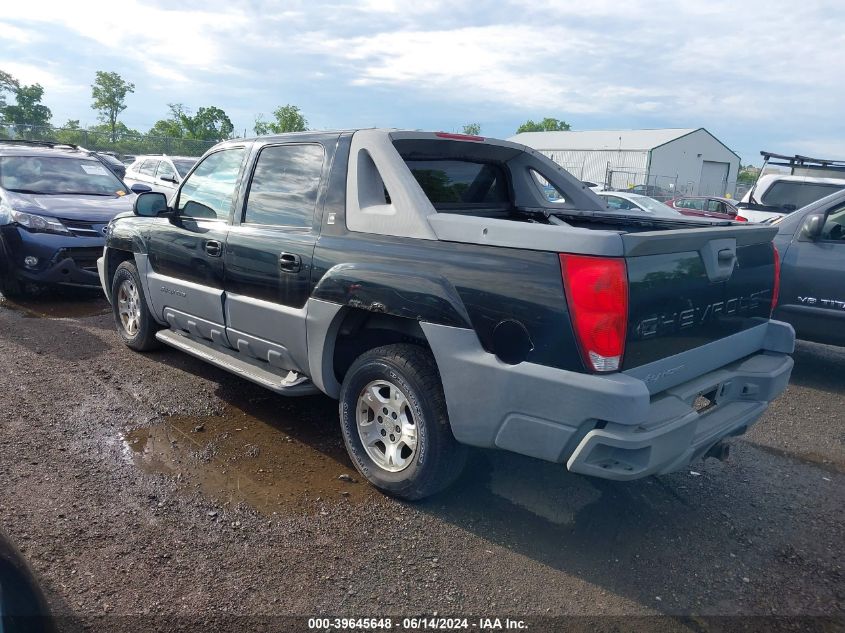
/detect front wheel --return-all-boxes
[0,238,21,298]
[339,344,467,500]
[111,260,160,351]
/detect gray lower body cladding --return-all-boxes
[421,320,794,480]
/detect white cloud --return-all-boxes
[2,0,843,161]
[2,1,248,79]
[0,21,35,43]
[0,62,75,94]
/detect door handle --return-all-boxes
[204,240,223,257]
[279,252,301,272]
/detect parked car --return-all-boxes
[0,140,145,296]
[99,129,793,499]
[739,174,845,223]
[772,188,845,346]
[666,196,744,221]
[597,190,695,219]
[124,155,198,198]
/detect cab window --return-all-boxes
[176,148,246,221]
[243,144,324,228]
[821,204,845,242]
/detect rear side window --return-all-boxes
[405,160,508,206]
[139,159,159,176]
[762,181,845,210]
[243,144,324,227]
[531,169,565,203]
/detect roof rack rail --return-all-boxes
[0,138,79,150]
[759,150,845,168]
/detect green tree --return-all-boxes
[256,104,308,134]
[737,165,759,185]
[253,113,270,136]
[149,103,187,138]
[0,69,19,110]
[462,123,481,136]
[515,117,571,133]
[91,71,135,143]
[55,119,85,146]
[150,103,233,142]
[182,106,233,141]
[4,83,52,127]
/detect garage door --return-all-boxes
[699,160,730,196]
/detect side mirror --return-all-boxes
[801,213,824,240]
[134,191,169,217]
[130,183,152,194]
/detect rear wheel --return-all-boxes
[339,344,467,500]
[111,260,160,351]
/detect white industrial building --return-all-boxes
[509,128,741,197]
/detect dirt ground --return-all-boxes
[0,290,842,632]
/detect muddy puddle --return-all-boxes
[122,400,374,514]
[0,290,109,318]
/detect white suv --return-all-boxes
[124,155,198,198]
[740,175,845,223]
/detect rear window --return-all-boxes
[761,181,845,210]
[405,160,508,206]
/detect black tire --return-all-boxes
[111,260,160,351]
[339,343,467,500]
[0,238,22,298]
[0,271,22,298]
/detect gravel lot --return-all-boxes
[0,290,842,632]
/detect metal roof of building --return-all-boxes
[509,128,700,151]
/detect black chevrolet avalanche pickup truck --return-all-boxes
[98,130,795,499]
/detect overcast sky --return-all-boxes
[1,0,843,165]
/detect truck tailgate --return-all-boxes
[622,224,779,369]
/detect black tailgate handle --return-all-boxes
[700,238,737,282]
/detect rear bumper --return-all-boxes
[421,320,794,481]
[566,351,793,479]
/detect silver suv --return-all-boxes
[124,155,197,197]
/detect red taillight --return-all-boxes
[736,215,748,222]
[771,245,781,314]
[559,254,628,372]
[434,132,485,142]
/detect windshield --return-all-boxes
[601,193,681,217]
[624,193,676,214]
[0,156,127,196]
[761,180,845,211]
[173,158,198,178]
